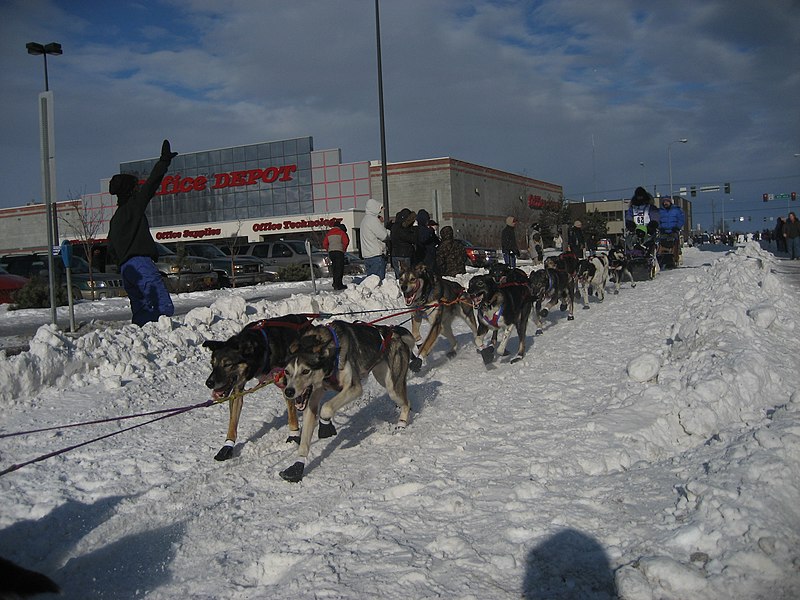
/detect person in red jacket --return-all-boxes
[322,223,350,290]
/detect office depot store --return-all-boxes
[2,135,561,255]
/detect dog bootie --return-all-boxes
[318,418,337,439]
[214,441,235,461]
[286,431,300,444]
[280,461,305,483]
[408,356,423,372]
[480,345,495,365]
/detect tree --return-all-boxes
[59,191,105,300]
[581,209,609,251]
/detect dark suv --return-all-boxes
[164,242,273,287]
[0,252,127,300]
[234,240,331,278]
[71,242,219,293]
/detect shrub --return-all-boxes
[277,263,312,282]
[10,276,69,310]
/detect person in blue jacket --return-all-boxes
[108,140,178,326]
[658,195,685,265]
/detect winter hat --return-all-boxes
[109,173,138,197]
[440,225,454,240]
[632,186,652,206]
[506,216,516,226]
[336,223,348,233]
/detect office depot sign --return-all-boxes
[154,217,343,241]
[155,164,298,196]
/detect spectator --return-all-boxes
[390,208,417,278]
[501,216,520,268]
[435,225,466,276]
[568,220,587,258]
[528,224,543,265]
[358,198,389,282]
[414,209,439,271]
[553,233,563,252]
[322,223,349,290]
[784,212,800,260]
[659,196,685,263]
[108,139,177,327]
[775,217,787,253]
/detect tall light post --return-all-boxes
[667,138,688,199]
[374,0,390,221]
[27,41,62,326]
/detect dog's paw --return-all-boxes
[631,283,637,288]
[583,304,590,310]
[559,303,568,311]
[214,444,234,461]
[614,290,620,295]
[510,355,523,364]
[408,356,423,373]
[480,345,495,365]
[535,328,543,336]
[286,433,301,444]
[280,461,305,483]
[567,315,575,321]
[539,309,549,318]
[446,349,457,359]
[318,419,337,439]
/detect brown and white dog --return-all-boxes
[528,266,575,335]
[279,320,416,482]
[398,263,482,367]
[203,314,313,461]
[576,253,610,308]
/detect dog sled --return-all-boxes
[624,232,658,281]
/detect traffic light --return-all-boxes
[724,182,731,194]
[793,191,797,201]
[763,193,768,202]
[690,186,696,197]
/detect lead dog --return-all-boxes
[576,253,610,308]
[279,320,416,482]
[467,274,533,364]
[203,314,313,460]
[528,266,575,334]
[398,263,482,366]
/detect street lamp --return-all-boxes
[27,41,62,326]
[667,138,688,198]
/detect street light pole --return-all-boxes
[27,41,62,326]
[374,0,390,221]
[667,138,688,198]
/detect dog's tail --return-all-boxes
[392,325,417,355]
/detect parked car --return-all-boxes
[70,242,219,294]
[0,252,127,301]
[0,266,28,304]
[164,242,274,287]
[595,238,612,253]
[235,240,332,278]
[456,240,498,267]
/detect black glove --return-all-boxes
[161,139,178,161]
[672,227,680,233]
[635,228,645,239]
[647,221,658,234]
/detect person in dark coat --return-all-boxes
[108,139,177,327]
[413,209,439,271]
[435,225,466,276]
[775,217,786,253]
[625,186,660,256]
[322,223,349,290]
[501,216,520,267]
[390,208,417,278]
[568,220,587,258]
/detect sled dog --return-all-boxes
[607,246,636,293]
[279,320,416,482]
[203,314,313,460]
[398,263,482,365]
[528,267,575,334]
[467,273,534,364]
[576,253,610,307]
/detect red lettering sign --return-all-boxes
[154,164,298,197]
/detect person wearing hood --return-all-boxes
[358,198,389,282]
[435,225,466,276]
[413,209,439,271]
[322,222,349,290]
[658,196,685,265]
[528,223,543,265]
[568,220,586,258]
[107,139,177,327]
[625,186,660,256]
[501,216,520,267]
[390,208,417,277]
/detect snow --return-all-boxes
[1,243,799,599]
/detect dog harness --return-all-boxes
[246,317,313,387]
[324,325,342,387]
[479,304,503,328]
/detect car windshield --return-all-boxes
[285,240,324,254]
[155,243,176,257]
[187,244,227,259]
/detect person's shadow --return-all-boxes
[523,528,618,599]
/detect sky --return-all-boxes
[1,242,799,598]
[1,0,799,234]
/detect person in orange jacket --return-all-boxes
[322,223,350,290]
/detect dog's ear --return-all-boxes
[202,340,224,351]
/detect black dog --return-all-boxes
[528,267,575,334]
[607,246,636,293]
[487,262,529,285]
[468,274,533,364]
[203,314,313,460]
